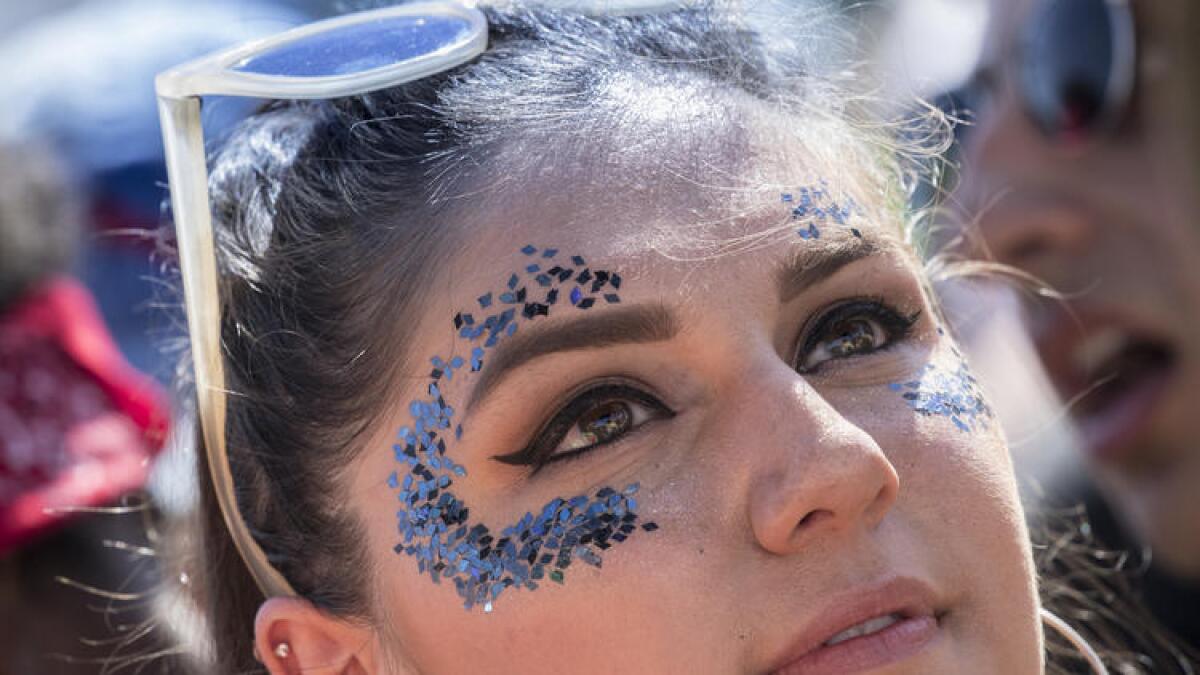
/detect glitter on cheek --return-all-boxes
[389,245,658,612]
[782,181,860,240]
[887,339,994,433]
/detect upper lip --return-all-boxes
[769,577,943,672]
[1031,304,1173,410]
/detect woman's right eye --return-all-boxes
[558,400,638,451]
[493,383,675,473]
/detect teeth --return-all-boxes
[824,613,902,647]
[1071,327,1131,378]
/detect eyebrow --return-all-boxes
[464,303,679,413]
[464,235,884,413]
[776,235,881,304]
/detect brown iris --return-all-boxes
[572,400,632,449]
[826,319,877,358]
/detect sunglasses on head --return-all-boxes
[945,0,1136,145]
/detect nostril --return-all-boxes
[797,509,833,530]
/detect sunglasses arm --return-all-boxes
[157,93,298,599]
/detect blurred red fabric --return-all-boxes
[0,277,168,554]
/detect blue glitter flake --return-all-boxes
[785,183,859,242]
[389,246,656,613]
[889,354,994,433]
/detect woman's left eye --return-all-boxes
[796,299,920,373]
[494,383,674,472]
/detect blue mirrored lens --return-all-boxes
[234,14,473,77]
[1020,0,1115,135]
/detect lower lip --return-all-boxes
[774,615,940,675]
[1076,367,1171,463]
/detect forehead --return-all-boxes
[445,93,902,272]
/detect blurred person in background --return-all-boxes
[0,139,168,673]
[0,0,309,381]
[0,2,308,672]
[953,0,1200,652]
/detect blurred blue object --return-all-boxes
[0,0,311,382]
[0,0,309,173]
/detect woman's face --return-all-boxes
[338,133,1044,674]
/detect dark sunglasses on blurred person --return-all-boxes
[942,0,1136,146]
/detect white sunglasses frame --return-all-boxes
[155,1,488,598]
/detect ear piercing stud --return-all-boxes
[274,642,291,659]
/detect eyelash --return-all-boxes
[492,382,675,473]
[794,297,921,374]
[493,299,918,473]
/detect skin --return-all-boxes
[252,97,1042,674]
[957,0,1200,577]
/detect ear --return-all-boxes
[255,596,379,674]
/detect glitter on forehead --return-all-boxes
[391,245,655,612]
[888,341,994,433]
[782,182,860,241]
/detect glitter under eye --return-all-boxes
[888,337,994,433]
[389,245,657,613]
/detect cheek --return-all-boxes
[369,480,734,675]
[901,415,1024,550]
[840,380,1041,665]
[893,352,1026,557]
[830,345,1035,593]
[847,348,1040,650]
[354,400,735,672]
[841,377,1024,553]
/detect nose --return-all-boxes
[737,367,901,556]
[957,87,1093,269]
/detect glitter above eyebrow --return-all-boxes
[389,245,658,613]
[782,181,860,241]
